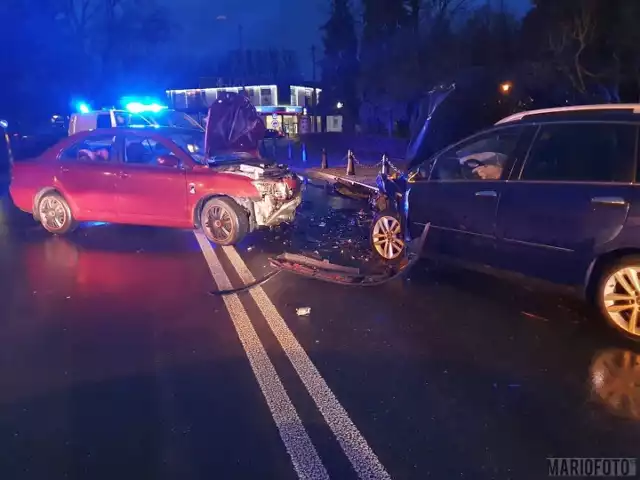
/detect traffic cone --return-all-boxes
[346,149,356,176]
[321,148,328,169]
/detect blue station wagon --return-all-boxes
[373,104,640,340]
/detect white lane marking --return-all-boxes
[222,245,392,480]
[194,232,329,480]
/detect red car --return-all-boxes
[9,94,302,245]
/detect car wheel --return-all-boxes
[596,256,640,341]
[37,192,76,234]
[200,197,249,246]
[370,209,405,262]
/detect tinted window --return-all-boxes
[60,134,116,162]
[96,114,111,129]
[428,127,523,181]
[124,135,175,166]
[521,123,637,183]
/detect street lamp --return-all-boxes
[336,101,344,109]
[500,82,513,94]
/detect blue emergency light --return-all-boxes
[125,101,168,114]
[76,102,91,114]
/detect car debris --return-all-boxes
[296,307,311,316]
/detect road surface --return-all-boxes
[0,180,639,480]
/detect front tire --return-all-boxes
[37,192,76,234]
[595,256,640,341]
[370,209,405,263]
[200,197,249,246]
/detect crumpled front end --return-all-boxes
[251,175,302,227]
[210,162,303,229]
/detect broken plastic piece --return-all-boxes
[296,307,311,316]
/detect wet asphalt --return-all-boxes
[0,179,639,480]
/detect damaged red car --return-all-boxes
[9,93,302,245]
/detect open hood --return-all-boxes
[405,84,456,169]
[204,91,265,158]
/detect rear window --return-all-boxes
[96,114,111,129]
[520,123,637,183]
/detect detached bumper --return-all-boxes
[263,193,302,227]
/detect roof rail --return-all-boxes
[496,104,640,125]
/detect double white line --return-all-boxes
[194,231,391,480]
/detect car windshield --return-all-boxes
[166,131,206,164]
[151,111,203,130]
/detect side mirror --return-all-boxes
[157,154,180,168]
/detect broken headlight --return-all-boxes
[251,180,290,200]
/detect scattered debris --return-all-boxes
[296,307,311,316]
[521,311,549,322]
[247,246,254,252]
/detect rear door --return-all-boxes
[116,132,189,226]
[495,122,638,286]
[408,125,532,266]
[57,132,120,221]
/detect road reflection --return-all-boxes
[590,348,640,421]
[23,233,197,305]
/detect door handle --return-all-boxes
[591,196,627,206]
[475,190,497,198]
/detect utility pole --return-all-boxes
[239,24,245,89]
[311,45,317,132]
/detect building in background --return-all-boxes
[165,84,341,134]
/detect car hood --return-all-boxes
[405,84,456,170]
[204,91,265,158]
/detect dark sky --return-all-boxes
[161,0,531,82]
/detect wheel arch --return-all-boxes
[32,187,68,219]
[192,194,254,230]
[585,248,640,300]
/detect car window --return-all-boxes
[96,114,112,129]
[521,123,637,183]
[115,113,150,127]
[60,134,116,162]
[428,127,523,181]
[124,135,175,166]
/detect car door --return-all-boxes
[495,121,638,286]
[407,125,533,266]
[57,132,120,221]
[116,132,189,226]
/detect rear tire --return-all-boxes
[37,192,76,234]
[200,197,249,246]
[370,209,405,263]
[594,255,640,341]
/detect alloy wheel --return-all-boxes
[205,205,234,243]
[602,267,640,337]
[39,196,67,231]
[372,215,404,260]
